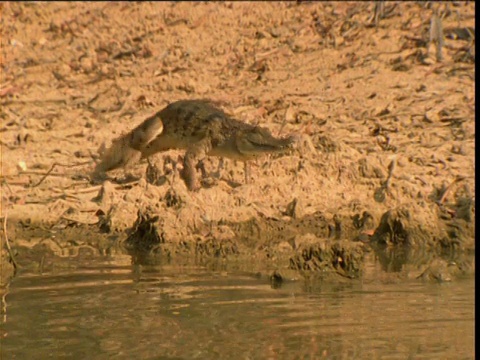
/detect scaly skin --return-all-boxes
[94,99,295,190]
[92,112,164,175]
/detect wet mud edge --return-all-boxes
[2,179,475,286]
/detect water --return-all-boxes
[1,254,474,359]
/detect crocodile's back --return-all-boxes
[158,99,241,137]
[141,99,253,154]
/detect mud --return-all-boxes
[1,2,475,285]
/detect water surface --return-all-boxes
[1,254,474,359]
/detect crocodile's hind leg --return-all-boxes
[129,114,164,151]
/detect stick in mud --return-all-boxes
[2,212,18,275]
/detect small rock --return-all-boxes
[99,64,111,76]
[17,161,27,172]
[80,57,95,73]
[424,109,440,123]
[276,241,293,252]
[57,63,72,77]
[93,180,117,209]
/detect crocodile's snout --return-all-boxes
[237,127,296,156]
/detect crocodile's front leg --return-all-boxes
[181,138,213,191]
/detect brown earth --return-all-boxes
[0,2,475,285]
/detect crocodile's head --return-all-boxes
[235,126,296,159]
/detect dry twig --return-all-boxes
[30,161,91,188]
[2,213,18,275]
[438,176,465,204]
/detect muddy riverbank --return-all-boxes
[1,2,475,284]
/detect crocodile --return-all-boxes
[93,99,295,190]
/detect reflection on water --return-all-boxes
[1,254,474,359]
